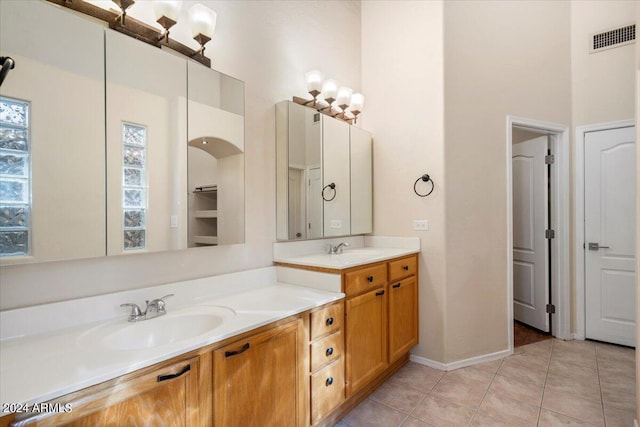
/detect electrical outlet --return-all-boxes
[413,220,429,231]
[330,220,342,229]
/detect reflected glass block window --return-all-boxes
[122,123,147,250]
[0,97,30,256]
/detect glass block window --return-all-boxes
[0,97,30,257]
[122,123,147,250]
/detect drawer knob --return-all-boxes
[375,290,385,296]
[403,265,409,271]
[326,377,334,386]
[326,317,334,326]
[392,283,401,289]
[367,276,374,282]
[326,347,334,357]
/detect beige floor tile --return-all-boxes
[497,357,548,386]
[477,391,539,426]
[545,372,602,404]
[411,395,475,427]
[541,389,604,426]
[552,339,595,352]
[400,417,435,427]
[508,351,551,372]
[551,350,597,370]
[597,362,636,384]
[548,359,599,385]
[429,375,489,409]
[595,342,635,365]
[370,377,428,414]
[601,385,636,411]
[445,365,495,387]
[390,362,444,392]
[538,409,600,426]
[469,412,522,427]
[603,404,637,427]
[341,399,407,427]
[488,374,543,406]
[473,359,503,374]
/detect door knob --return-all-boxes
[588,242,610,250]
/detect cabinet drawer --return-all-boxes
[344,263,387,296]
[310,302,343,341]
[389,255,417,282]
[311,330,343,372]
[311,358,345,425]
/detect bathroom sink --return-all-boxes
[79,306,235,351]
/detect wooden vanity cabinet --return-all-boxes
[7,355,203,427]
[212,318,306,427]
[388,276,418,364]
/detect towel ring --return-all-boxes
[322,182,336,201]
[414,174,435,197]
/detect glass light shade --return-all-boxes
[322,79,338,100]
[349,93,364,111]
[153,0,182,22]
[188,4,217,38]
[305,70,323,93]
[336,86,353,107]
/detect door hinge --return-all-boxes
[545,154,555,164]
[545,229,555,239]
[546,304,556,314]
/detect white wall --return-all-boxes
[362,0,446,362]
[0,0,361,310]
[443,0,572,362]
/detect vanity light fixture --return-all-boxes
[113,0,135,24]
[47,0,214,67]
[188,4,217,57]
[153,0,182,44]
[292,71,364,124]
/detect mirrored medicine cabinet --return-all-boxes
[276,101,372,241]
[0,0,245,265]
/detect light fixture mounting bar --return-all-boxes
[292,97,354,125]
[46,0,211,67]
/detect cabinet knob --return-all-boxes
[326,317,334,326]
[392,283,401,289]
[367,276,374,282]
[326,347,334,357]
[403,265,409,271]
[375,290,385,296]
[326,377,334,386]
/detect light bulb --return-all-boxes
[153,0,182,22]
[322,79,338,101]
[349,93,364,111]
[336,86,353,108]
[305,70,323,94]
[188,4,217,39]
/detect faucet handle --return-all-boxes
[120,303,144,321]
[148,294,174,314]
[159,294,174,301]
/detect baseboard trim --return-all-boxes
[634,419,638,427]
[410,349,511,372]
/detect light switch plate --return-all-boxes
[330,220,342,229]
[170,215,178,228]
[413,220,429,231]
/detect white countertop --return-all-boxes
[274,247,418,269]
[0,281,343,407]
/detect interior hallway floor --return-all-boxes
[334,339,636,427]
[514,321,552,348]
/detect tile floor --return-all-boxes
[335,339,636,427]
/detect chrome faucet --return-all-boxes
[328,242,349,254]
[120,294,174,322]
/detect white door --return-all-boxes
[512,136,549,332]
[585,126,636,347]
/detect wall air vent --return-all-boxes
[590,24,635,53]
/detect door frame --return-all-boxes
[574,119,635,340]
[506,115,570,352]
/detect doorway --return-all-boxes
[506,116,570,352]
[575,120,636,347]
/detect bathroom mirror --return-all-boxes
[0,0,245,265]
[276,101,372,241]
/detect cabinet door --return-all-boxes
[322,117,351,237]
[345,288,388,396]
[350,127,372,235]
[213,320,304,427]
[389,276,419,363]
[10,357,200,426]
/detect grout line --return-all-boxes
[594,343,607,426]
[467,369,498,427]
[535,338,555,426]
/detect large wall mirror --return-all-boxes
[0,0,244,265]
[276,101,372,241]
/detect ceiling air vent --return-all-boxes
[590,24,635,53]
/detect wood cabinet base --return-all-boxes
[313,353,410,427]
